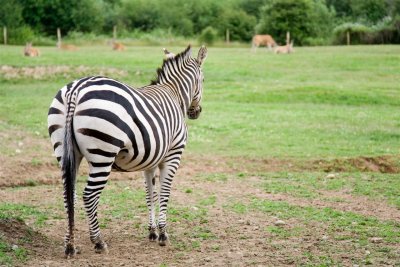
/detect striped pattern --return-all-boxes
[47,46,207,256]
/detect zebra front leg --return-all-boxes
[157,159,181,246]
[83,166,111,254]
[143,167,158,241]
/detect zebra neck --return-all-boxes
[142,83,191,117]
[161,83,191,116]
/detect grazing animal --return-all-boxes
[24,43,40,57]
[251,34,277,52]
[274,40,294,54]
[57,41,78,51]
[112,42,125,51]
[47,45,207,258]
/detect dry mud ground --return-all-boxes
[0,127,399,266]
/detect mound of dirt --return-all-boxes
[315,155,399,173]
[0,218,50,251]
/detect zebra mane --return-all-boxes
[150,45,192,85]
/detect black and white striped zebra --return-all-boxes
[47,45,207,257]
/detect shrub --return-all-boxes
[198,26,219,45]
[333,17,400,45]
[3,26,36,45]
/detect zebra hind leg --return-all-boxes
[157,160,181,246]
[143,167,158,241]
[83,165,111,254]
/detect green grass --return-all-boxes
[0,204,46,266]
[0,203,48,227]
[229,198,400,244]
[258,172,400,207]
[1,45,399,158]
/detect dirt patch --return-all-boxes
[1,125,399,265]
[0,65,128,80]
[313,155,400,173]
[0,218,57,264]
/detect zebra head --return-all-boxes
[187,45,207,120]
[156,45,208,120]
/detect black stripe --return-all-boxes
[55,90,64,104]
[90,161,113,167]
[53,142,62,150]
[78,88,149,162]
[87,180,108,187]
[112,162,127,172]
[48,124,62,136]
[87,148,117,158]
[56,156,61,162]
[77,128,124,148]
[76,108,138,156]
[48,107,64,115]
[90,172,110,178]
[69,77,93,94]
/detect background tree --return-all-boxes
[217,9,257,41]
[257,0,335,45]
[350,0,387,24]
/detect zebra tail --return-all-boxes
[62,103,76,244]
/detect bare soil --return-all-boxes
[0,65,127,80]
[1,127,399,266]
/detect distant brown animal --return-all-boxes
[112,42,125,51]
[57,41,78,51]
[251,34,277,52]
[24,43,40,57]
[274,40,294,54]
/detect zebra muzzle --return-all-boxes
[187,105,202,120]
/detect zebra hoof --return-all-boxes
[149,232,158,242]
[65,243,76,258]
[158,233,168,246]
[94,242,108,254]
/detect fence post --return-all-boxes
[3,26,7,45]
[346,31,350,46]
[57,28,61,47]
[286,31,290,45]
[226,29,230,44]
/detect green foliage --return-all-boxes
[0,0,24,28]
[217,9,257,41]
[2,25,36,45]
[333,17,400,44]
[198,26,219,45]
[0,0,398,44]
[326,0,352,18]
[16,0,105,35]
[350,0,387,24]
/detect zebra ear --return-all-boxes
[197,45,207,67]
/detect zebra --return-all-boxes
[47,45,207,258]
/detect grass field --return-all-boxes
[0,45,399,266]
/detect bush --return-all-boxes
[216,9,257,42]
[2,26,36,45]
[333,17,400,44]
[198,26,219,45]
